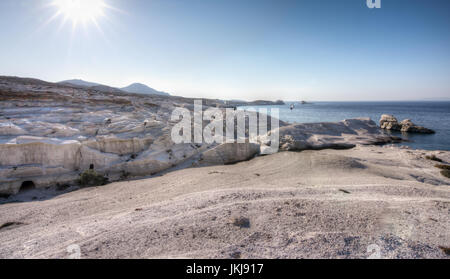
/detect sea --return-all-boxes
[238,101,450,151]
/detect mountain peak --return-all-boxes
[59,79,170,96]
[121,83,170,96]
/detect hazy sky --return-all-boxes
[0,0,449,101]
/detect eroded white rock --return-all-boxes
[0,122,27,136]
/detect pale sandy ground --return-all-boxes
[0,145,449,259]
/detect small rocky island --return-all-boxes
[379,114,435,134]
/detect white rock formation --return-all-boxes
[0,77,212,195]
[0,77,403,196]
[0,122,27,136]
[276,118,400,151]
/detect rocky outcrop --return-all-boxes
[0,135,201,195]
[275,118,401,151]
[0,77,215,195]
[0,122,27,136]
[379,115,402,131]
[399,119,435,134]
[201,118,402,164]
[379,115,435,134]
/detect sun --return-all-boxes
[51,0,106,26]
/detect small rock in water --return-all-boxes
[379,115,435,134]
[380,114,402,130]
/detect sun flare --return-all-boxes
[51,0,106,26]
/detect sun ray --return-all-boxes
[47,0,109,30]
[32,0,121,57]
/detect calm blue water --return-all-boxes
[239,102,450,151]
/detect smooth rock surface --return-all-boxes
[277,118,400,151]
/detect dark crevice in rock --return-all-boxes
[0,222,27,232]
[19,181,36,193]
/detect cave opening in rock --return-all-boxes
[90,164,94,170]
[20,181,36,192]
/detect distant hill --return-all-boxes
[59,79,102,88]
[90,85,125,94]
[59,79,124,94]
[60,79,170,96]
[121,83,170,96]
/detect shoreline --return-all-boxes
[238,102,450,152]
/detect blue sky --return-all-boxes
[0,0,449,101]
